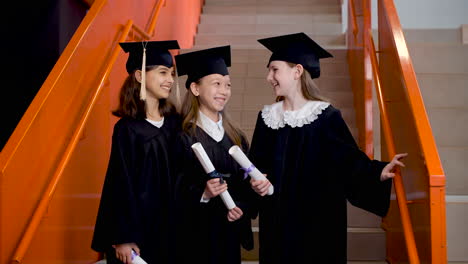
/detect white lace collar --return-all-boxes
[196,111,224,142]
[261,100,330,129]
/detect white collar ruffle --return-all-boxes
[196,111,224,142]
[261,100,330,129]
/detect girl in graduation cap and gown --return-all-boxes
[91,40,181,264]
[173,46,257,264]
[248,32,408,264]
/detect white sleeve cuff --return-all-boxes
[200,195,210,203]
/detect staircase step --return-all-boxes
[426,108,468,147]
[418,73,468,109]
[439,147,468,195]
[200,14,342,25]
[205,0,341,5]
[408,44,468,74]
[403,28,463,45]
[180,48,348,62]
[227,60,348,78]
[98,261,387,264]
[197,23,342,35]
[202,5,341,14]
[194,33,345,48]
[227,90,354,112]
[230,76,352,93]
[241,227,386,261]
[447,195,468,261]
[348,202,383,228]
[347,227,386,260]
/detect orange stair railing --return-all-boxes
[347,0,447,263]
[9,1,166,262]
[0,0,204,263]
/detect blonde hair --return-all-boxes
[180,79,247,147]
[276,62,329,103]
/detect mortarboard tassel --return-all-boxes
[140,44,147,101]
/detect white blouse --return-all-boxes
[146,117,164,128]
[196,111,224,142]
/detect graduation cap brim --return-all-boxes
[119,40,180,73]
[258,32,333,59]
[258,33,333,78]
[175,45,231,88]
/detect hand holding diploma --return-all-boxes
[204,178,228,199]
[192,142,236,210]
[228,145,274,196]
[113,243,146,264]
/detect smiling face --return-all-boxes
[190,73,231,119]
[143,65,175,100]
[266,60,300,98]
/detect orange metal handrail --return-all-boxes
[0,0,107,168]
[347,0,447,262]
[10,21,132,264]
[132,23,152,40]
[147,0,166,36]
[381,0,446,262]
[349,0,359,37]
[368,32,420,264]
[10,0,166,262]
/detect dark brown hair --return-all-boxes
[112,65,176,118]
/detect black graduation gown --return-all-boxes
[174,127,256,264]
[91,114,181,264]
[248,104,392,264]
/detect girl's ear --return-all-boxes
[134,70,143,83]
[190,82,200,96]
[294,64,304,80]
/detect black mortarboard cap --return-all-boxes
[119,40,180,74]
[257,32,333,79]
[175,45,231,89]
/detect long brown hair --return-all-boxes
[180,79,246,147]
[112,65,176,118]
[276,62,329,103]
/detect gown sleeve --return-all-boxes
[173,132,206,210]
[247,111,273,218]
[91,120,141,251]
[248,111,272,176]
[324,107,392,217]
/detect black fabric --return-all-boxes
[248,105,392,264]
[119,40,180,74]
[174,45,231,89]
[257,32,333,79]
[91,114,181,264]
[174,128,256,264]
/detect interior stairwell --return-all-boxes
[177,0,388,263]
[402,27,468,263]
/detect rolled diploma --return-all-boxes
[131,250,148,264]
[191,142,236,210]
[228,145,274,195]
